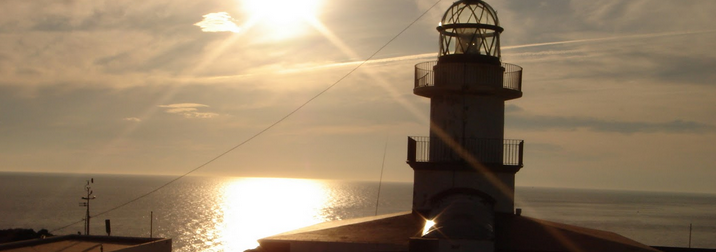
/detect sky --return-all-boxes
[1,0,715,194]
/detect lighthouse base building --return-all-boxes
[257,211,662,252]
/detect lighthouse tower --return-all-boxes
[407,0,523,250]
[257,1,664,251]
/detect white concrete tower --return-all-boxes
[407,0,523,250]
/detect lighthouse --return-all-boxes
[407,0,523,250]
[257,1,672,251]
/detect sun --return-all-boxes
[241,0,323,39]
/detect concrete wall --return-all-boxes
[429,94,504,140]
[116,238,172,252]
[410,238,494,252]
[413,170,515,214]
[287,241,404,252]
[430,62,505,144]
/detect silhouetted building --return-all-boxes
[407,0,523,250]
[0,235,171,252]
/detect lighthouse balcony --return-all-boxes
[414,61,523,100]
[407,136,523,172]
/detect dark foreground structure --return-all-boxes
[259,212,665,252]
[255,1,713,252]
[0,235,171,252]
[0,229,53,244]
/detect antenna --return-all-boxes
[374,136,389,216]
[689,223,692,248]
[79,178,96,235]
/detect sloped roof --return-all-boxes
[495,214,661,252]
[260,211,422,247]
[258,212,661,252]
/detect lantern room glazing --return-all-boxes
[438,0,503,63]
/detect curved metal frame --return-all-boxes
[438,0,502,59]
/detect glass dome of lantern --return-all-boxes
[437,0,503,64]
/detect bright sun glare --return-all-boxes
[242,0,323,39]
[218,178,330,250]
[422,219,436,236]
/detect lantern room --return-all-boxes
[437,0,503,64]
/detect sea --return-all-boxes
[1,172,715,251]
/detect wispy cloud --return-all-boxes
[194,12,241,33]
[507,114,716,134]
[503,30,716,50]
[123,117,141,122]
[266,29,716,76]
[159,103,208,109]
[159,103,218,119]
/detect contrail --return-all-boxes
[502,29,716,50]
[194,29,716,82]
[352,29,716,66]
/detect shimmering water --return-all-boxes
[514,187,716,249]
[0,173,411,251]
[0,172,714,251]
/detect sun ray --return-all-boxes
[305,17,360,60]
[304,16,431,123]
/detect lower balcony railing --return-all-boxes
[407,136,523,167]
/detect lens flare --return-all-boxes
[422,219,436,236]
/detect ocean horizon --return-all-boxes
[1,171,714,251]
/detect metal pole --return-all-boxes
[80,178,95,235]
[86,196,90,235]
[87,186,91,235]
[374,137,389,216]
[689,223,692,248]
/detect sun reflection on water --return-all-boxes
[217,177,331,251]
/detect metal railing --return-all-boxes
[407,136,523,167]
[414,61,522,92]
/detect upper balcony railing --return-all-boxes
[407,136,523,168]
[414,61,523,99]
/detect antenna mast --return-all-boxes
[79,178,96,235]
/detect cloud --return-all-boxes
[159,103,218,119]
[124,117,141,122]
[214,29,716,79]
[158,103,208,109]
[503,30,716,51]
[505,104,523,113]
[507,114,716,134]
[194,12,241,33]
